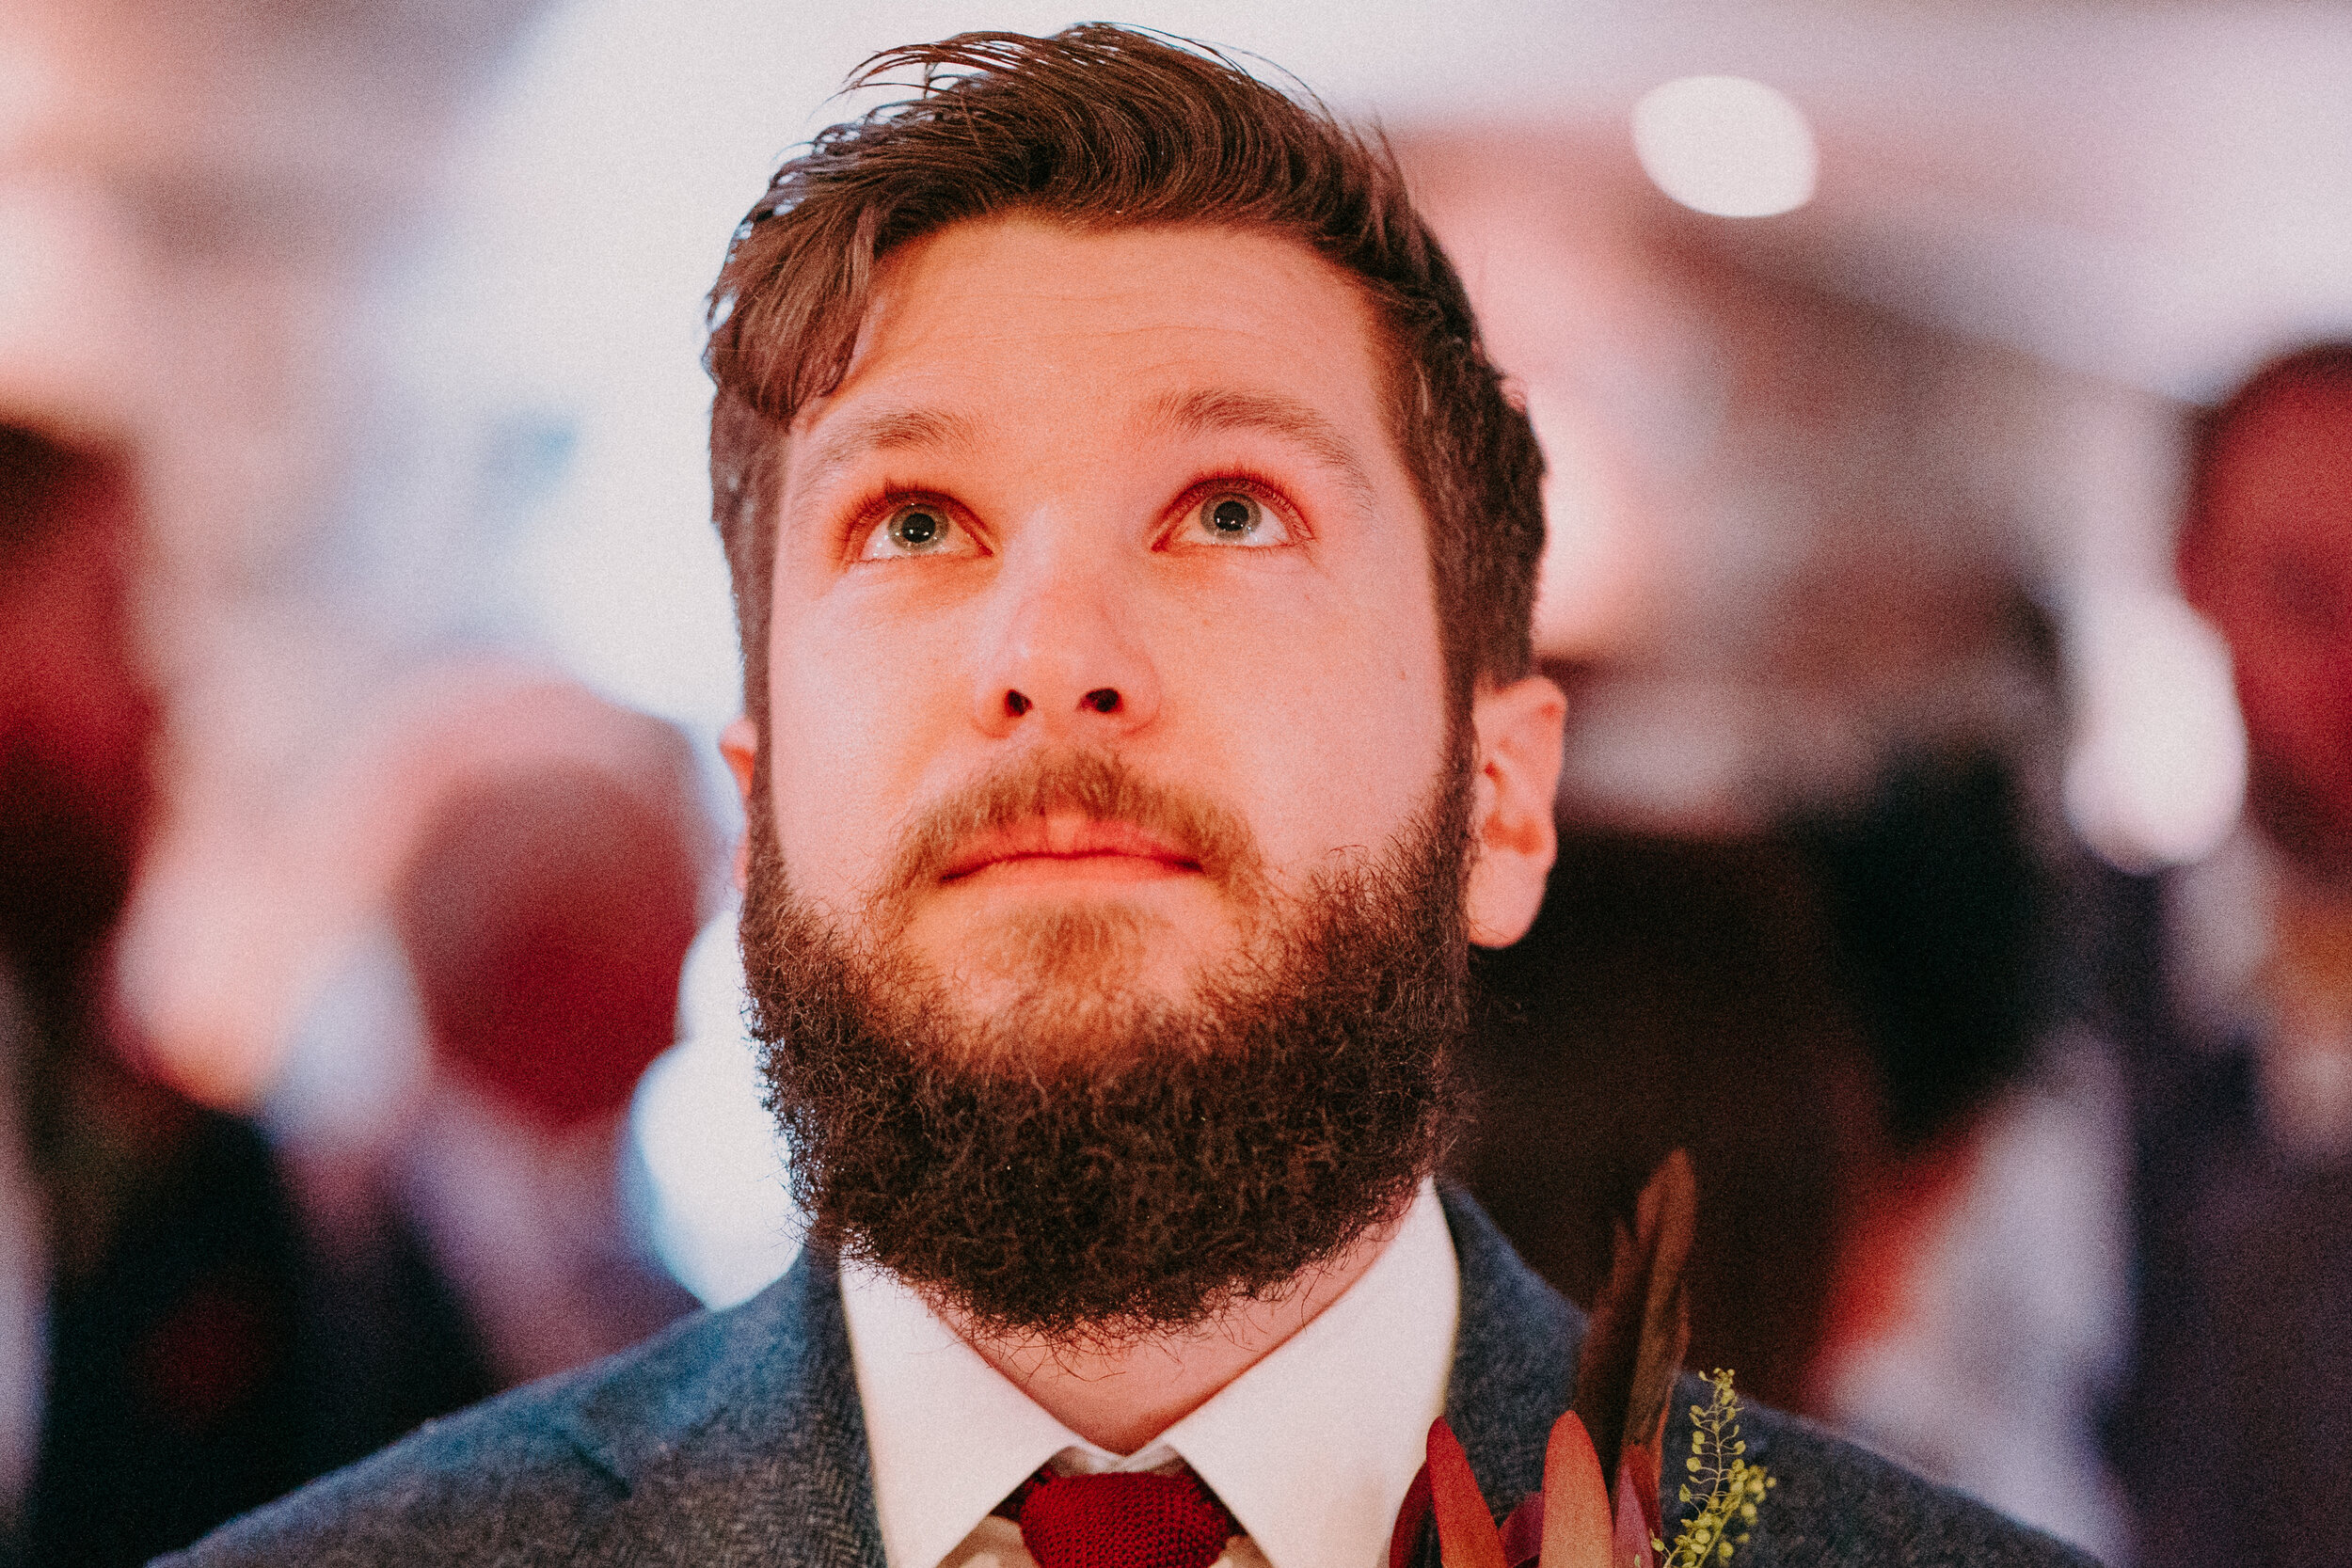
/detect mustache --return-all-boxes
[876,749,1263,904]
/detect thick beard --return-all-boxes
[739,747,1472,1350]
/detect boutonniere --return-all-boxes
[1391,1152,1775,1568]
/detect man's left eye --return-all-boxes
[858,500,972,560]
[1192,491,1289,546]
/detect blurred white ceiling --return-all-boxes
[426,0,2352,404]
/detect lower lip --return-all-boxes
[948,853,1200,887]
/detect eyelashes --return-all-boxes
[839,470,1311,564]
[858,497,976,560]
[1180,485,1295,547]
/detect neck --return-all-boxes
[944,1204,1409,1454]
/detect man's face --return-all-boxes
[750,216,1454,1022]
[716,216,1579,1337]
[2185,377,2352,880]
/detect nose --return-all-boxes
[969,546,1161,739]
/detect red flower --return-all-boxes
[1390,1153,1703,1568]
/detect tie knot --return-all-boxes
[1012,1468,1238,1568]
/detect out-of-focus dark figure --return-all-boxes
[1791,743,2137,1558]
[0,424,319,1568]
[1460,824,1880,1409]
[1798,752,2049,1152]
[2114,344,2352,1567]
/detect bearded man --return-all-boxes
[168,27,2088,1568]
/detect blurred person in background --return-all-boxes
[2114,343,2352,1566]
[1793,742,2133,1562]
[0,423,321,1567]
[384,749,709,1383]
[263,672,708,1415]
[2,431,707,1561]
[1459,792,1883,1416]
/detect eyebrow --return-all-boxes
[792,388,1379,512]
[794,404,982,499]
[1143,388,1379,509]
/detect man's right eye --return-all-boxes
[859,501,971,560]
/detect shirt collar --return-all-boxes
[842,1178,1459,1568]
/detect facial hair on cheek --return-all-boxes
[737,747,1475,1348]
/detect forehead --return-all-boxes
[2204,376,2352,541]
[796,216,1399,459]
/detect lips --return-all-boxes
[938,815,1202,882]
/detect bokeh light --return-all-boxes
[1631,74,1818,219]
[628,910,800,1308]
[2063,591,2248,872]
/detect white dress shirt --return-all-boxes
[841,1179,1458,1568]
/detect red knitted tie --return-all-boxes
[1006,1468,1239,1568]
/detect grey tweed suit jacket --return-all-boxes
[160,1190,2096,1567]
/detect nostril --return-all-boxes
[1083,689,1120,715]
[1005,690,1033,718]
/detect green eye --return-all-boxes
[887,504,946,552]
[1201,493,1261,539]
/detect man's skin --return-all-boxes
[718,216,1566,1454]
[2180,374,2352,882]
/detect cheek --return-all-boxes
[1168,562,1448,873]
[762,602,967,900]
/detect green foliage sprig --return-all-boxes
[1657,1370,1774,1567]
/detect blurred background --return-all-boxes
[7,0,2352,1561]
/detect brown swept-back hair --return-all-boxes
[705,24,1546,729]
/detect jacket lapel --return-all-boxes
[1438,1185,1587,1528]
[556,1246,887,1567]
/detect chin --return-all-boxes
[923,909,1226,1064]
[945,899,1215,992]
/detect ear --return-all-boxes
[1464,673,1566,948]
[720,716,761,892]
